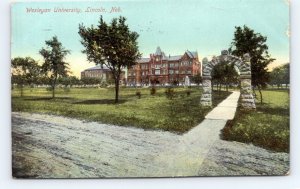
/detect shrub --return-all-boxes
[186,90,191,96]
[63,87,70,92]
[46,87,53,91]
[172,80,179,86]
[100,82,108,88]
[136,91,141,99]
[150,87,156,95]
[165,87,175,100]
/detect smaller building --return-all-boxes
[81,65,125,84]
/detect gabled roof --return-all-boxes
[186,50,198,59]
[168,55,182,61]
[137,58,151,63]
[83,65,110,72]
[135,48,198,63]
[155,46,163,56]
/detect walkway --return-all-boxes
[12,91,289,178]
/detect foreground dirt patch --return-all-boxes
[12,112,289,178]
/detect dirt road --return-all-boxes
[12,112,289,178]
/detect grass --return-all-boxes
[12,86,231,134]
[221,89,289,152]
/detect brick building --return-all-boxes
[127,47,201,86]
[81,65,125,84]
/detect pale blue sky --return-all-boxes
[11,0,289,76]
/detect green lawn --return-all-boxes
[12,86,230,134]
[221,90,289,152]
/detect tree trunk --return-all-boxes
[115,75,120,103]
[258,86,263,104]
[252,87,256,98]
[20,85,24,97]
[52,76,57,99]
[52,86,55,99]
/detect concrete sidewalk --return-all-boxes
[205,91,240,120]
[172,91,241,175]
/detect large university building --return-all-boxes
[81,65,125,84]
[127,47,201,86]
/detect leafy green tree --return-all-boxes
[212,63,224,92]
[69,76,81,87]
[223,63,239,91]
[191,74,202,86]
[212,62,238,92]
[11,57,40,97]
[270,63,289,89]
[81,77,102,86]
[230,25,275,104]
[58,76,80,87]
[39,36,70,98]
[282,63,290,88]
[270,67,284,89]
[79,16,141,103]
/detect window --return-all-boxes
[187,70,192,74]
[175,70,179,74]
[169,70,174,74]
[181,61,189,66]
[155,70,160,75]
[170,63,174,67]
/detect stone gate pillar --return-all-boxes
[240,54,256,109]
[200,58,213,106]
[200,76,212,106]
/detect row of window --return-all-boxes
[139,61,194,69]
[153,70,192,75]
[84,73,105,78]
[129,70,193,76]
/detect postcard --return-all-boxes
[11,0,290,178]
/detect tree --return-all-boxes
[270,63,289,89]
[282,63,290,88]
[39,36,70,98]
[270,67,284,89]
[81,77,102,86]
[191,74,202,86]
[11,57,40,97]
[230,26,275,104]
[79,16,141,103]
[212,62,238,92]
[58,76,80,88]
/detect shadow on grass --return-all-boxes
[257,106,289,116]
[22,97,73,101]
[73,99,127,105]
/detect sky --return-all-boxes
[11,0,290,77]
